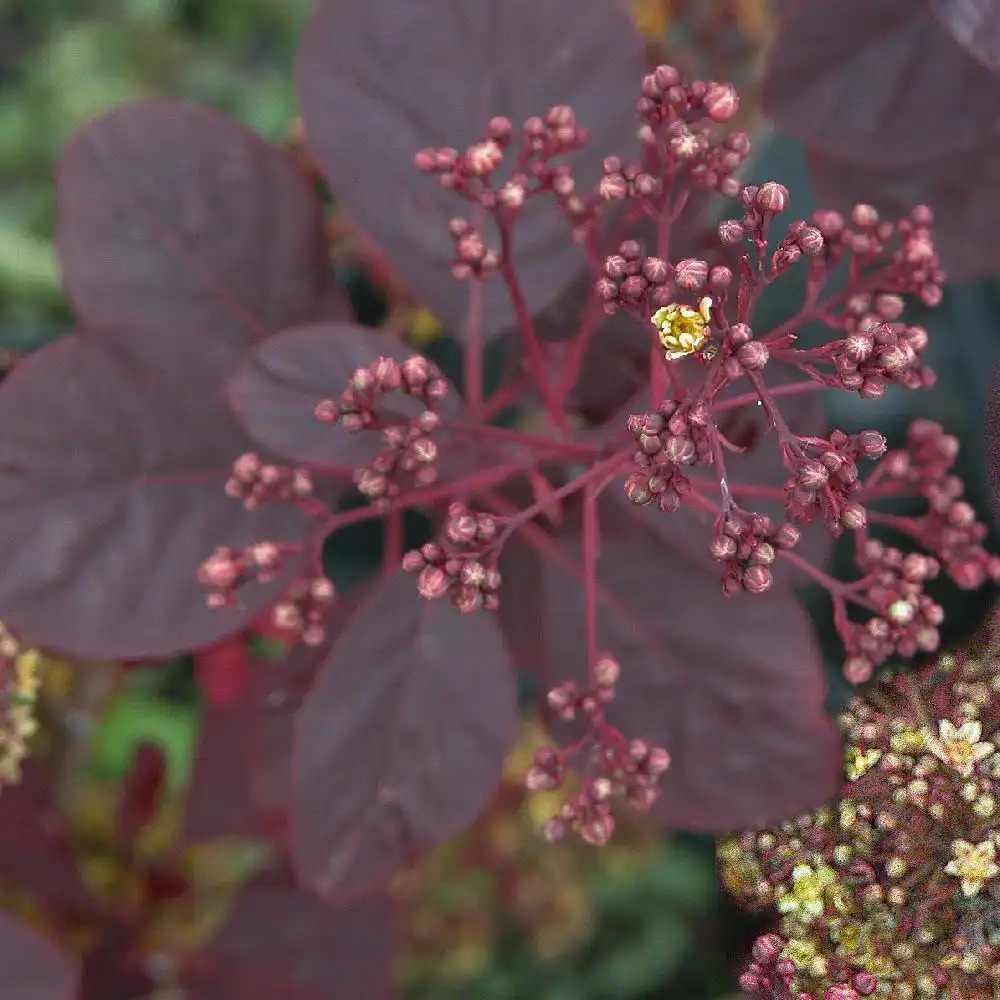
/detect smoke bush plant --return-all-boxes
[1,0,1000,994]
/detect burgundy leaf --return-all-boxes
[0,325,314,659]
[292,570,518,900]
[807,136,1000,280]
[931,0,1000,69]
[226,322,459,470]
[295,0,644,339]
[183,871,397,1000]
[541,498,841,833]
[0,761,93,914]
[0,912,78,1000]
[763,0,1000,167]
[56,102,331,348]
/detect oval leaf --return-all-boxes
[0,325,313,658]
[295,0,644,339]
[931,0,1000,70]
[0,913,78,1000]
[293,570,518,900]
[57,102,332,347]
[541,499,841,833]
[764,0,1000,167]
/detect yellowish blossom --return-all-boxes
[651,297,713,360]
[926,719,994,777]
[945,838,1000,896]
[776,861,847,922]
[889,728,927,754]
[844,746,881,781]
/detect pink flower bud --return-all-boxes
[755,182,789,214]
[703,82,739,121]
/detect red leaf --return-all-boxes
[195,635,251,710]
[183,872,397,1000]
[0,325,313,658]
[56,102,332,348]
[0,913,79,1000]
[295,0,644,340]
[540,499,842,832]
[931,0,1000,70]
[807,139,1000,281]
[226,322,460,470]
[763,0,1000,167]
[292,570,518,900]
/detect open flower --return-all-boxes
[946,839,1000,896]
[651,297,713,360]
[776,861,846,922]
[926,719,994,777]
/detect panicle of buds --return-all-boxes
[595,239,674,316]
[271,575,337,647]
[783,429,885,537]
[198,541,289,608]
[624,398,715,513]
[722,638,1000,999]
[315,354,449,509]
[0,622,41,787]
[225,452,313,510]
[533,653,670,847]
[403,503,502,613]
[710,511,798,597]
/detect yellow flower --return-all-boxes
[776,861,845,922]
[651,297,713,360]
[926,719,994,777]
[844,746,882,781]
[945,839,1000,896]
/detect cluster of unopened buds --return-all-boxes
[225,452,313,509]
[526,654,671,847]
[402,503,502,613]
[271,575,337,647]
[314,355,448,506]
[720,634,1000,999]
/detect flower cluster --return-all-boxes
[0,622,40,786]
[402,503,502,613]
[315,355,449,506]
[719,636,1000,999]
[526,653,671,847]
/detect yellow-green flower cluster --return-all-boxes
[719,646,1000,1000]
[0,623,40,787]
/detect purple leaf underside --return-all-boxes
[56,101,331,348]
[764,0,1000,168]
[541,498,842,833]
[0,912,79,1000]
[931,0,1000,70]
[0,325,313,658]
[293,570,518,901]
[295,0,644,339]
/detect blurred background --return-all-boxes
[2,1,998,998]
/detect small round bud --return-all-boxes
[718,219,744,245]
[674,258,709,289]
[755,182,789,214]
[737,341,769,370]
[703,82,739,122]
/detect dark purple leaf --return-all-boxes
[56,102,331,348]
[808,136,1000,280]
[0,761,93,914]
[226,322,460,470]
[0,325,314,659]
[541,498,841,833]
[763,0,1000,167]
[292,570,518,900]
[295,0,644,339]
[184,871,397,1000]
[931,0,1000,69]
[0,912,78,1000]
